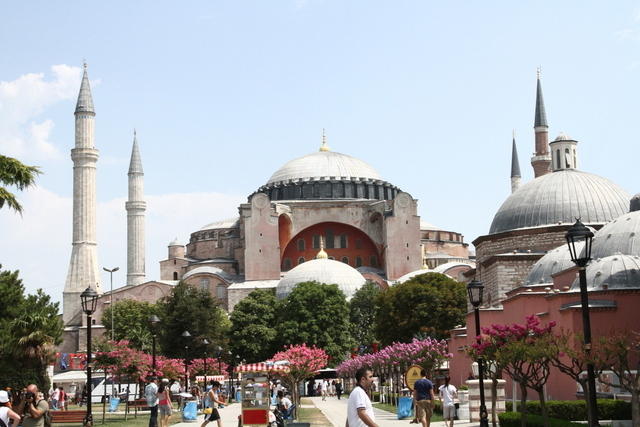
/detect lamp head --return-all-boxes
[182,331,191,338]
[467,280,484,308]
[149,315,160,326]
[565,219,594,267]
[80,287,99,315]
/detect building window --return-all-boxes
[216,283,226,300]
[339,234,348,248]
[200,278,210,292]
[326,229,334,249]
[341,256,349,264]
[297,239,305,251]
[312,235,320,249]
[283,258,292,270]
[329,256,335,260]
[173,272,178,280]
[298,257,305,265]
[355,256,363,267]
[370,256,378,268]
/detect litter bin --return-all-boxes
[397,397,414,419]
[182,400,198,422]
[108,397,120,412]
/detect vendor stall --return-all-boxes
[235,362,290,426]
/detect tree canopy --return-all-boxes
[374,272,467,345]
[349,281,381,349]
[229,289,278,363]
[0,155,41,214]
[101,299,159,352]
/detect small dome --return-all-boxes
[276,258,366,300]
[589,209,640,259]
[183,266,231,280]
[489,169,629,234]
[267,151,382,185]
[420,220,440,231]
[200,217,240,231]
[169,237,181,246]
[570,254,640,291]
[524,243,583,286]
[553,132,575,142]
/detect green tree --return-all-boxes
[157,282,230,359]
[0,155,41,214]
[275,281,353,364]
[374,272,466,345]
[229,289,278,363]
[349,281,380,348]
[102,299,159,352]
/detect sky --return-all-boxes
[2,1,640,304]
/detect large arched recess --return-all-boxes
[281,221,382,271]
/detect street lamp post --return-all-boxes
[202,338,210,388]
[80,287,99,427]
[467,279,489,427]
[182,331,191,391]
[149,315,160,375]
[566,219,599,427]
[102,267,119,341]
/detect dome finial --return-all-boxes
[319,128,330,152]
[316,235,329,259]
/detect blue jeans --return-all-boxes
[149,405,158,427]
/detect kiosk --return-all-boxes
[235,362,290,426]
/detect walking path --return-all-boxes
[172,402,241,426]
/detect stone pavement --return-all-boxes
[172,402,241,426]
[309,396,479,427]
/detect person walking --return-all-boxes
[158,379,173,427]
[145,376,159,427]
[413,370,435,427]
[321,380,328,401]
[50,384,59,410]
[58,387,67,411]
[0,390,21,427]
[335,380,343,400]
[346,367,378,427]
[200,380,225,427]
[439,377,458,427]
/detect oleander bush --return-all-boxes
[498,411,584,427]
[505,399,631,420]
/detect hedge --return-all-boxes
[504,399,631,421]
[498,412,584,427]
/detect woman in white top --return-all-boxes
[0,390,21,427]
[438,377,458,427]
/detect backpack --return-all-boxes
[36,400,52,427]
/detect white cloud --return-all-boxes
[0,186,244,307]
[0,65,87,160]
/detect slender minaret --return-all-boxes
[63,63,101,325]
[126,130,146,286]
[511,130,521,193]
[531,68,551,177]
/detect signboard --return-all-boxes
[195,375,225,383]
[405,364,423,391]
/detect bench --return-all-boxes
[51,410,87,424]
[128,398,149,410]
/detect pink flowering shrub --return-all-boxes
[271,344,329,406]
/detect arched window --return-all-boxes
[355,256,363,267]
[297,239,305,251]
[200,278,210,292]
[283,258,292,271]
[329,256,335,260]
[173,272,178,280]
[370,256,378,268]
[326,229,334,248]
[339,234,348,248]
[312,235,320,249]
[556,149,561,169]
[298,257,305,265]
[216,283,227,300]
[341,256,349,264]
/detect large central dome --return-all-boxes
[267,151,382,185]
[490,169,629,234]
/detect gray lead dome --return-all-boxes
[489,170,629,234]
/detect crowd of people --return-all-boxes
[0,384,50,427]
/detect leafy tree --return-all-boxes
[374,272,466,345]
[0,155,41,214]
[102,300,159,352]
[229,289,278,363]
[157,282,230,359]
[349,281,380,349]
[275,281,353,364]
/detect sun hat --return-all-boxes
[0,390,9,403]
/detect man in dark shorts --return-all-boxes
[201,381,224,427]
[413,369,435,427]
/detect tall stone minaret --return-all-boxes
[126,131,146,286]
[531,68,551,178]
[63,63,102,325]
[511,130,521,193]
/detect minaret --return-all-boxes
[63,63,101,325]
[126,130,146,286]
[531,68,551,177]
[511,130,521,193]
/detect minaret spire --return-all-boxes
[511,130,521,193]
[64,63,101,325]
[126,130,146,286]
[531,68,551,177]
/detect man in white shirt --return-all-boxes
[144,377,159,427]
[346,368,377,427]
[438,377,458,427]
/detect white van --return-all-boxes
[91,377,141,403]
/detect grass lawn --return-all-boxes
[51,403,183,427]
[373,402,444,422]
[298,398,332,426]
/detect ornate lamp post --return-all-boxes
[182,331,191,390]
[80,287,99,427]
[467,279,489,427]
[566,219,599,427]
[202,338,210,388]
[149,315,160,375]
[102,267,119,341]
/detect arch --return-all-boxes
[173,271,178,280]
[298,257,305,265]
[278,213,293,258]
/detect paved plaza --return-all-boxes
[172,397,479,427]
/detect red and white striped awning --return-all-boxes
[234,363,290,373]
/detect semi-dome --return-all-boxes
[276,258,366,300]
[489,170,629,234]
[200,217,240,231]
[267,151,382,185]
[570,254,640,291]
[524,242,583,286]
[395,268,433,284]
[589,209,640,259]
